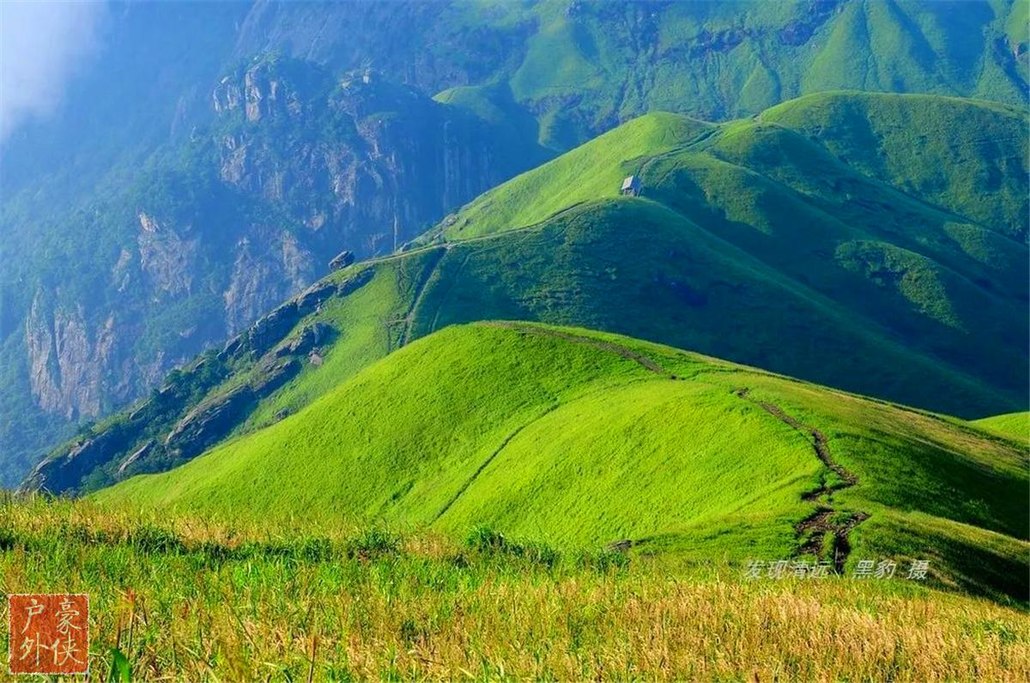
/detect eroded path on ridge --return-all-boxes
[734,388,868,573]
[398,247,448,348]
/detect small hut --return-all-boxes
[329,250,355,271]
[620,175,641,197]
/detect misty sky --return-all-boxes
[0,0,107,141]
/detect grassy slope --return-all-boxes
[437,112,712,239]
[761,92,1029,241]
[98,323,1028,601]
[444,92,1027,242]
[974,411,1030,442]
[239,250,442,433]
[421,199,1017,416]
[437,0,1027,148]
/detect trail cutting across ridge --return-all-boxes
[734,388,868,573]
[467,324,869,570]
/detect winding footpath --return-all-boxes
[734,388,868,573]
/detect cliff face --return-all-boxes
[211,59,524,254]
[223,229,315,335]
[4,59,545,485]
[25,293,118,421]
[22,269,372,495]
[137,212,200,297]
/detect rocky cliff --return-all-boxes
[22,268,370,495]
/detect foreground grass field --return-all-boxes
[2,497,1028,681]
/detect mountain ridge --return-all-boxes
[22,91,1027,494]
[3,0,1027,485]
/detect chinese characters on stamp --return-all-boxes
[8,594,89,675]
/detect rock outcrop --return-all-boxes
[24,292,119,421]
[164,385,256,460]
[329,250,355,271]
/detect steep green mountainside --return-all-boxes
[441,92,1028,240]
[3,0,1027,486]
[433,0,1029,149]
[24,92,1027,496]
[96,323,1029,602]
[759,93,1029,239]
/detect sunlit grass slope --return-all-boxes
[425,91,1027,414]
[439,112,712,238]
[414,199,1018,416]
[442,92,1027,240]
[99,323,1028,601]
[974,412,1030,443]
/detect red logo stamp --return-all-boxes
[8,594,89,675]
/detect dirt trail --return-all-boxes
[636,126,721,186]
[734,388,868,573]
[432,403,560,524]
[399,247,447,347]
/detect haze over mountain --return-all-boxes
[2,0,1028,486]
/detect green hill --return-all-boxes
[26,92,1027,496]
[97,322,1029,602]
[5,0,1029,489]
[432,112,714,238]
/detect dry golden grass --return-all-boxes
[1,498,1027,681]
